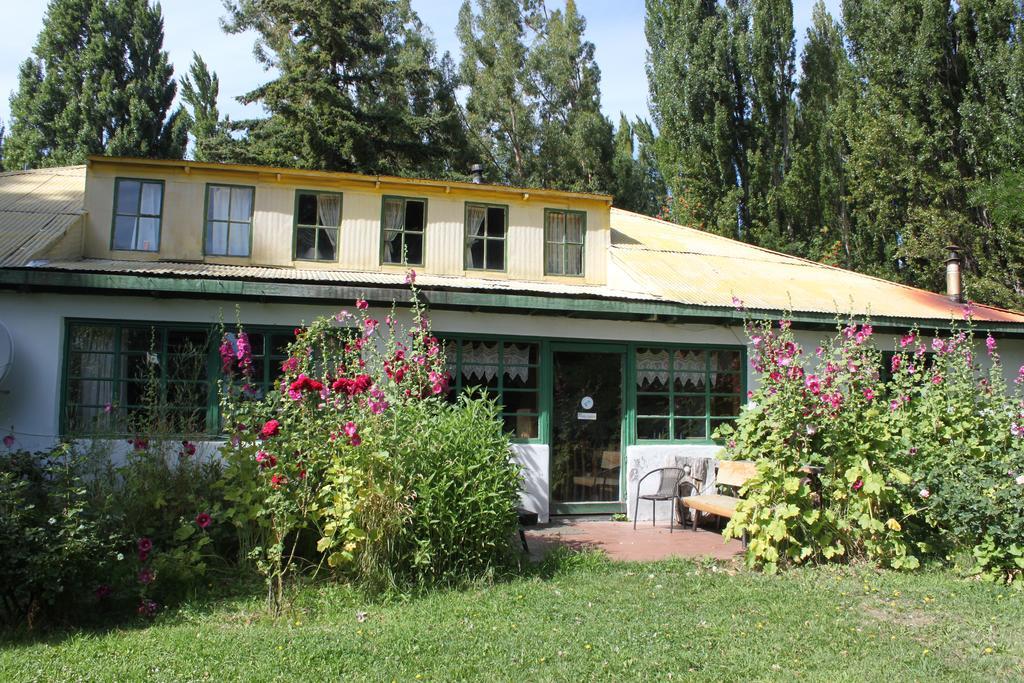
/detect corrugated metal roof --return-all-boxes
[28,258,658,302]
[609,208,1024,324]
[0,166,86,267]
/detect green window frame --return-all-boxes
[544,208,586,276]
[380,195,427,266]
[464,202,508,271]
[443,336,543,443]
[293,189,343,262]
[110,177,164,252]
[633,346,745,442]
[204,183,255,257]
[61,321,293,437]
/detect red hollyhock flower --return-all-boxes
[195,512,212,529]
[852,478,864,492]
[260,420,281,439]
[180,440,197,457]
[356,298,369,310]
[271,473,287,489]
[289,374,324,395]
[137,537,153,554]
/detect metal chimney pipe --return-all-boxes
[945,245,963,303]
[470,163,484,184]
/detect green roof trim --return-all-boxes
[4,267,1024,337]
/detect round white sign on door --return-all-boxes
[580,396,594,410]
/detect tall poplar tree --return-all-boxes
[221,0,471,177]
[180,53,235,163]
[4,0,187,169]
[611,114,666,215]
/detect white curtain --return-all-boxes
[383,198,403,261]
[465,205,486,265]
[636,349,670,386]
[546,211,565,273]
[74,326,115,429]
[457,342,530,384]
[317,194,341,254]
[209,186,231,221]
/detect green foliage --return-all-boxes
[611,114,666,215]
[720,313,1024,583]
[219,283,522,607]
[4,0,188,169]
[180,53,237,163]
[0,444,125,628]
[220,0,473,177]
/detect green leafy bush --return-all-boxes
[719,314,1024,583]
[219,280,522,606]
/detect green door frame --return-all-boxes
[548,341,628,515]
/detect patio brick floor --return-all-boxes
[525,518,743,562]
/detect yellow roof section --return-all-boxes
[609,208,1024,324]
[0,166,86,267]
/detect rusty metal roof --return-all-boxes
[608,208,1024,324]
[0,166,86,267]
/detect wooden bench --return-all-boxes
[680,460,757,533]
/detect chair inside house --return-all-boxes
[632,466,688,532]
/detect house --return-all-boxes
[3,156,1024,523]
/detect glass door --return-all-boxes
[550,346,625,514]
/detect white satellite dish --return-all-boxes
[0,321,13,385]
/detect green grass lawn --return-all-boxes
[1,551,1021,682]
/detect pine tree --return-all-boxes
[221,0,471,177]
[4,0,187,169]
[180,53,236,163]
[457,0,539,185]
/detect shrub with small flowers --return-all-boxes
[719,313,1024,583]
[219,278,520,607]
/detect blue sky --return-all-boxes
[0,0,842,134]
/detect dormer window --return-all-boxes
[111,178,163,252]
[381,196,425,266]
[544,209,585,276]
[465,203,507,271]
[294,190,342,261]
[205,184,254,257]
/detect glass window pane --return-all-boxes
[115,180,140,215]
[503,390,538,412]
[230,187,253,222]
[711,418,738,438]
[167,329,208,353]
[136,217,160,251]
[208,186,231,220]
[674,372,706,392]
[404,200,425,231]
[112,215,137,250]
[122,327,154,352]
[383,231,402,263]
[545,242,563,274]
[674,419,707,439]
[712,396,742,416]
[674,395,706,417]
[68,352,115,379]
[503,367,537,389]
[207,221,228,255]
[467,236,484,268]
[566,244,583,275]
[504,342,539,365]
[546,211,565,241]
[70,325,115,352]
[486,207,505,237]
[564,214,583,243]
[140,182,162,216]
[637,417,669,440]
[713,372,742,393]
[317,228,337,260]
[674,349,706,372]
[485,241,504,270]
[67,379,114,407]
[404,232,423,265]
[637,394,670,416]
[504,413,538,440]
[228,222,250,256]
[712,350,742,372]
[296,227,316,259]
[297,192,317,226]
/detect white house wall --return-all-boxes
[3,290,1024,525]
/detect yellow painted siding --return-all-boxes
[83,162,611,284]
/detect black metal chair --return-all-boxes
[633,466,688,532]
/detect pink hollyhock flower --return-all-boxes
[1015,474,1024,486]
[751,335,763,348]
[195,512,212,529]
[364,318,379,336]
[962,302,975,320]
[851,478,864,492]
[900,333,915,348]
[1011,423,1024,438]
[805,375,822,395]
[919,488,930,499]
[219,338,235,373]
[255,451,277,469]
[137,537,153,554]
[349,435,362,447]
[180,440,197,458]
[260,419,281,439]
[779,319,792,330]
[986,334,997,355]
[335,310,353,322]
[236,332,252,369]
[931,338,946,353]
[863,388,875,402]
[405,269,417,285]
[138,568,155,585]
[369,399,389,415]
[2,434,13,449]
[815,346,824,357]
[103,403,113,414]
[281,357,299,372]
[344,421,359,438]
[356,298,369,310]
[732,296,743,310]
[891,355,901,373]
[931,374,943,385]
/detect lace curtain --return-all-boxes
[316,194,341,253]
[465,205,486,265]
[382,198,403,262]
[446,342,531,383]
[636,349,714,386]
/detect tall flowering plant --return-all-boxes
[219,279,510,608]
[721,310,1024,581]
